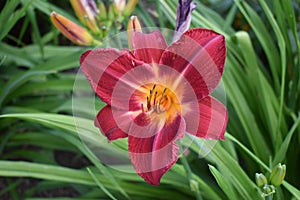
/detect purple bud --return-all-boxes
[173,0,196,41]
[84,0,99,16]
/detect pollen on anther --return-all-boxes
[153,91,158,104]
[152,84,156,90]
[162,88,167,96]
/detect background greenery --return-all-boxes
[0,0,299,199]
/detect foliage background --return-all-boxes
[0,0,299,199]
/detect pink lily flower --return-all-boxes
[80,28,227,185]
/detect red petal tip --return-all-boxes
[80,50,92,65]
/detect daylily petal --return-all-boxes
[80,48,145,105]
[94,105,128,141]
[128,114,185,185]
[160,28,226,100]
[184,96,227,140]
[110,64,157,112]
[133,31,168,64]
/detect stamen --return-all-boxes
[147,96,150,110]
[153,91,158,105]
[152,84,156,90]
[141,103,144,113]
[162,88,167,95]
[145,84,172,114]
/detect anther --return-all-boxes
[162,88,167,96]
[146,96,150,110]
[152,84,156,90]
[153,91,158,105]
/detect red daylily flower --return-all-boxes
[80,28,227,185]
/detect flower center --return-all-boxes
[144,84,175,114]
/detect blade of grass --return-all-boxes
[0,70,55,106]
[209,165,239,200]
[272,114,300,165]
[7,178,19,200]
[225,132,300,199]
[235,31,282,149]
[233,0,281,91]
[0,0,33,41]
[87,168,118,200]
[281,0,300,110]
[256,0,287,153]
[0,161,192,199]
[0,179,21,198]
[22,1,44,58]
[223,58,271,162]
[186,135,263,199]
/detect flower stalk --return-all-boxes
[179,144,203,200]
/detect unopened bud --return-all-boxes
[123,0,138,17]
[98,1,107,20]
[70,0,100,34]
[127,15,142,50]
[255,173,267,188]
[114,0,126,14]
[269,163,286,187]
[50,11,94,46]
[262,184,275,197]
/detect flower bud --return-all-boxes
[114,0,126,14]
[70,0,100,34]
[269,163,286,187]
[50,11,94,46]
[98,1,107,20]
[173,0,196,41]
[262,184,275,197]
[123,0,138,17]
[255,173,268,188]
[127,15,142,50]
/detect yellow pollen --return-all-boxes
[146,84,173,114]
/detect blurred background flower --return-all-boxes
[50,0,138,46]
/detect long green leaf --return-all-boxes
[209,165,239,200]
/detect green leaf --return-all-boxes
[87,168,118,200]
[186,135,263,199]
[272,115,300,165]
[0,0,32,41]
[209,165,239,200]
[233,0,281,91]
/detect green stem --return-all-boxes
[265,194,273,200]
[225,132,270,172]
[179,144,203,200]
[92,39,102,46]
